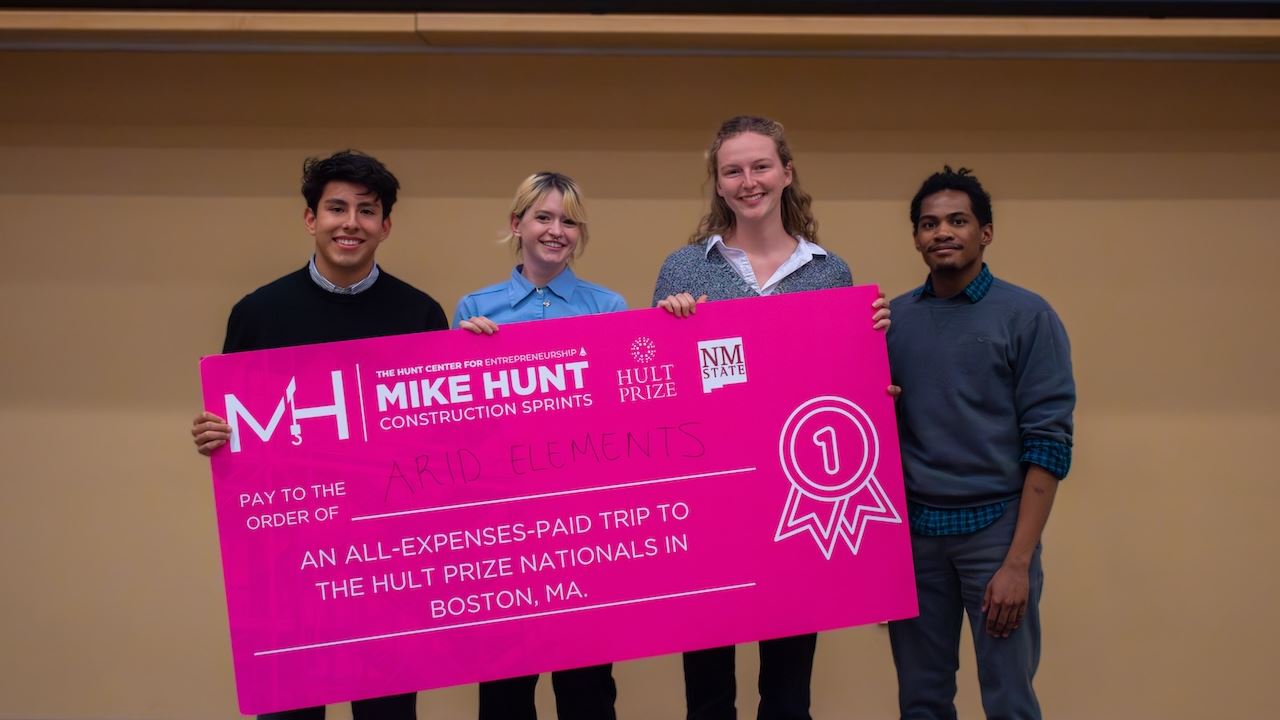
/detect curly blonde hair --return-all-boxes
[690,115,818,245]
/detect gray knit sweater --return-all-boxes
[651,240,853,305]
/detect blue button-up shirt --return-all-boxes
[452,265,627,328]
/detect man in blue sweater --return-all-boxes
[886,167,1075,720]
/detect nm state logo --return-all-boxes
[697,336,747,393]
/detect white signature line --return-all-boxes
[254,582,757,657]
[350,466,757,522]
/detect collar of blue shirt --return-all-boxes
[507,264,580,307]
[913,262,993,303]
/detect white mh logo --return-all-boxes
[223,370,349,453]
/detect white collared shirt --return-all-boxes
[704,235,828,295]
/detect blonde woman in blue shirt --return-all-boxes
[455,171,625,334]
[454,171,624,720]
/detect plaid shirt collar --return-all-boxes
[308,255,380,295]
[913,263,993,303]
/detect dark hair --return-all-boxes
[909,165,992,229]
[301,150,400,219]
[690,115,818,245]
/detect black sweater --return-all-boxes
[222,267,448,353]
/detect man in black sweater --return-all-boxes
[191,150,447,719]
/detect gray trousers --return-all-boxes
[887,505,1043,720]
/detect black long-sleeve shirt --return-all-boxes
[223,266,448,354]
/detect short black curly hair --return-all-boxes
[910,166,993,229]
[301,149,400,219]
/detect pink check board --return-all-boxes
[200,285,917,714]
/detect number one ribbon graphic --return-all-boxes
[774,396,902,559]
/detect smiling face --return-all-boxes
[512,189,580,282]
[913,189,992,279]
[304,180,390,287]
[714,131,794,227]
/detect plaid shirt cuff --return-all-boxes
[1021,438,1072,479]
[908,501,1008,537]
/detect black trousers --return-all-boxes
[683,634,817,720]
[258,692,417,720]
[478,664,617,720]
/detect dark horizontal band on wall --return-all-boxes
[3,1,1279,20]
[3,10,1279,57]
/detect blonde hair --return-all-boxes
[503,171,590,259]
[689,115,818,245]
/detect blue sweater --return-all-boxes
[887,267,1075,508]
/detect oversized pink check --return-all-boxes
[200,285,917,714]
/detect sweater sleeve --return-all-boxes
[1013,308,1076,479]
[221,299,250,354]
[425,300,449,332]
[835,257,853,287]
[651,251,686,307]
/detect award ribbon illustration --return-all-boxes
[775,396,901,559]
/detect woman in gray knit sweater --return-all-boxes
[653,116,889,720]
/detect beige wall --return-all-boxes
[0,48,1277,719]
